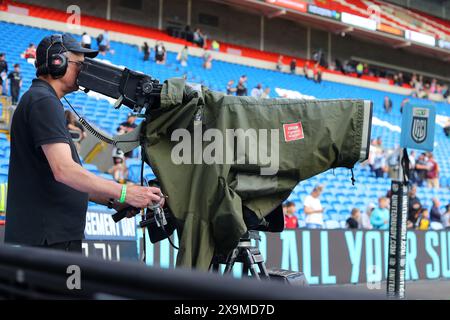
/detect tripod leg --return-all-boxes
[243,264,250,277]
[243,248,260,280]
[258,261,270,279]
[224,248,239,274]
[248,264,261,280]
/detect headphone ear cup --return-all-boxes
[48,53,68,79]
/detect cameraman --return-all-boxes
[5,34,162,253]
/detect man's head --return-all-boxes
[0,53,5,61]
[421,208,429,219]
[284,201,296,215]
[35,34,98,95]
[13,64,20,72]
[256,83,262,89]
[410,184,417,197]
[432,197,440,207]
[127,114,137,124]
[378,197,389,209]
[366,202,376,215]
[311,184,324,198]
[351,208,360,219]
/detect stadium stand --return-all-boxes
[0,2,448,228]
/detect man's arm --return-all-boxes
[42,143,161,208]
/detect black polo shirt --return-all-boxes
[5,79,89,245]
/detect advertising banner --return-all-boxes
[404,30,436,47]
[136,229,450,285]
[341,12,377,31]
[264,0,307,13]
[307,4,341,20]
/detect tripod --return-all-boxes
[210,231,269,280]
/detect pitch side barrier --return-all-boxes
[0,244,386,300]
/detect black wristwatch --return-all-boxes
[107,198,115,209]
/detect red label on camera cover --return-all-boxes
[283,122,304,142]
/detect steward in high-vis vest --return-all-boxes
[143,78,372,270]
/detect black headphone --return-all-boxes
[36,34,68,79]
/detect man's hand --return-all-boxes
[125,185,162,208]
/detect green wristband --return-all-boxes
[119,184,127,203]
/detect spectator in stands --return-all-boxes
[177,45,189,67]
[117,113,138,159]
[360,203,375,229]
[142,42,150,62]
[202,49,213,70]
[236,75,248,96]
[313,65,322,84]
[7,63,22,105]
[155,41,167,65]
[251,83,263,99]
[0,53,8,96]
[211,40,220,52]
[376,136,383,151]
[64,110,86,153]
[372,148,386,178]
[303,185,324,229]
[400,97,409,114]
[346,208,360,229]
[284,201,298,229]
[81,32,91,49]
[408,150,416,181]
[407,184,422,228]
[23,43,36,60]
[442,85,449,102]
[430,198,442,223]
[443,204,450,229]
[430,78,438,94]
[108,148,129,184]
[226,80,237,95]
[356,62,364,78]
[98,30,111,55]
[289,59,296,74]
[410,73,418,88]
[303,63,310,80]
[312,49,323,65]
[426,152,439,188]
[193,28,206,48]
[261,86,271,99]
[444,118,450,138]
[117,114,137,135]
[383,96,393,113]
[276,55,283,71]
[416,208,430,230]
[413,152,428,186]
[370,197,390,230]
[386,145,401,179]
[397,72,404,86]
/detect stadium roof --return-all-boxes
[211,0,450,62]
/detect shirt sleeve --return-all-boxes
[29,97,71,149]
